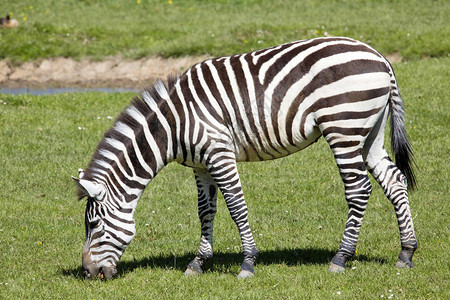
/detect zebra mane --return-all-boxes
[79,76,178,193]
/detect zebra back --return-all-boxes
[169,37,393,163]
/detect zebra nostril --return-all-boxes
[82,253,100,280]
[83,269,92,280]
[83,264,100,280]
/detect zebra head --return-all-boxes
[73,169,136,280]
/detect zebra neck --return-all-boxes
[84,108,177,205]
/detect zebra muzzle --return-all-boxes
[83,264,100,280]
[82,252,117,280]
[82,251,98,280]
[83,265,117,280]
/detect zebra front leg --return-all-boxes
[185,169,218,276]
[208,158,258,278]
[368,155,418,268]
[329,160,372,273]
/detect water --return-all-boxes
[0,87,138,95]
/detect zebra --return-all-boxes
[73,37,418,280]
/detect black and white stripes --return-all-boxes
[74,37,418,279]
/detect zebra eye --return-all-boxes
[89,219,100,228]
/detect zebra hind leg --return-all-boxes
[328,149,372,273]
[185,169,218,276]
[366,151,418,268]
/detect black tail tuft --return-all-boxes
[389,90,417,190]
[391,118,417,190]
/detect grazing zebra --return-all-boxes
[73,37,418,280]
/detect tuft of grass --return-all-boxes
[0,56,448,298]
[0,0,449,63]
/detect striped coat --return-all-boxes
[74,37,418,279]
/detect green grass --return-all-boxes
[0,0,449,62]
[0,56,448,298]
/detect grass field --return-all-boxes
[0,57,449,298]
[1,0,449,299]
[1,0,449,62]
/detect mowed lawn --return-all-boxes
[0,57,448,298]
[0,0,448,62]
[0,0,449,299]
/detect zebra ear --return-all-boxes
[72,176,104,200]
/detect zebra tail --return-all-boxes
[388,64,417,190]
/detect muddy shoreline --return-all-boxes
[0,55,209,89]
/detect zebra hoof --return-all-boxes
[396,246,415,269]
[184,267,202,276]
[329,262,346,273]
[237,269,254,279]
[395,259,414,269]
[184,258,204,276]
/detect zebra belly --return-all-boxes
[233,122,322,162]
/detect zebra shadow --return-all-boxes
[61,247,388,279]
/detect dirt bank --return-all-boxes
[0,55,209,89]
[0,53,402,89]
